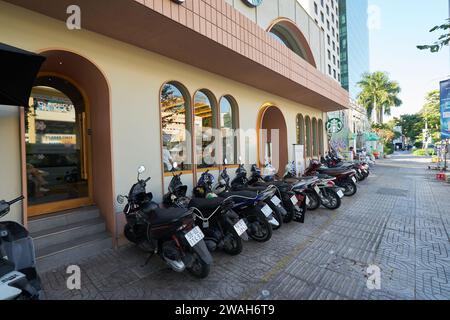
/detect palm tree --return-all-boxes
[357,71,402,124]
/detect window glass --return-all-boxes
[220,96,237,165]
[296,114,305,145]
[161,83,191,172]
[312,118,318,156]
[194,90,216,169]
[318,119,324,155]
[305,117,312,157]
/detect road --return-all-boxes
[41,153,450,300]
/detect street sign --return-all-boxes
[440,79,450,139]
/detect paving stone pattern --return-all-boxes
[41,153,450,300]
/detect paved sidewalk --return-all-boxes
[41,153,450,300]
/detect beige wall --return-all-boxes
[0,106,22,222]
[0,2,326,219]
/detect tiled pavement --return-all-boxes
[41,153,450,300]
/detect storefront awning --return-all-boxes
[0,42,46,107]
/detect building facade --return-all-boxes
[339,0,370,100]
[0,0,348,267]
[324,0,370,154]
[298,0,341,82]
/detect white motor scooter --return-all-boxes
[0,196,41,300]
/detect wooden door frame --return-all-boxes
[24,72,94,218]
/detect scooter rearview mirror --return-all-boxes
[138,165,146,174]
[117,195,125,204]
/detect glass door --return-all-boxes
[26,76,91,216]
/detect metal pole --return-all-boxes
[444,139,448,171]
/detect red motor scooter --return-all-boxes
[304,160,358,197]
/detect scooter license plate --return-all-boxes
[261,204,273,217]
[337,190,344,198]
[234,219,248,236]
[314,185,321,194]
[351,176,357,183]
[305,196,311,206]
[185,226,205,247]
[290,195,299,206]
[271,195,282,206]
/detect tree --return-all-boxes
[357,72,402,124]
[395,114,424,144]
[419,90,441,141]
[417,19,450,52]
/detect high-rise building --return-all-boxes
[298,0,341,82]
[339,0,370,100]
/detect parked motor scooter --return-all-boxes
[192,169,275,242]
[0,196,41,300]
[304,160,358,196]
[246,164,306,223]
[163,164,247,254]
[284,162,343,210]
[118,165,213,279]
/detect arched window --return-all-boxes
[267,19,317,67]
[312,118,318,157]
[305,116,312,157]
[160,82,191,172]
[220,95,238,165]
[296,114,305,146]
[318,119,324,155]
[194,89,217,169]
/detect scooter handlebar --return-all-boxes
[8,196,24,206]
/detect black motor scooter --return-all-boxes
[163,166,247,253]
[0,196,41,300]
[118,166,213,279]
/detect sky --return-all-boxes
[368,0,450,120]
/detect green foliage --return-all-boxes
[420,90,441,141]
[417,19,450,52]
[394,114,424,143]
[413,149,436,156]
[357,71,402,124]
[384,143,394,155]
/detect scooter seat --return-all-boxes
[318,167,352,175]
[188,197,225,211]
[151,208,192,225]
[218,190,258,200]
[0,258,15,278]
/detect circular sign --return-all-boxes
[242,0,263,8]
[326,118,343,134]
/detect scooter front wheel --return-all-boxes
[341,181,357,196]
[187,252,210,279]
[223,229,243,255]
[320,188,341,210]
[246,211,272,242]
[267,202,283,230]
[304,190,320,211]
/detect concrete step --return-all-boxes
[36,231,112,273]
[32,217,106,252]
[28,206,100,234]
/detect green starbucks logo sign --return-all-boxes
[326,118,343,134]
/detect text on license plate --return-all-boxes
[337,190,344,198]
[234,219,248,236]
[271,195,281,206]
[290,195,299,205]
[261,204,273,217]
[185,226,205,247]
